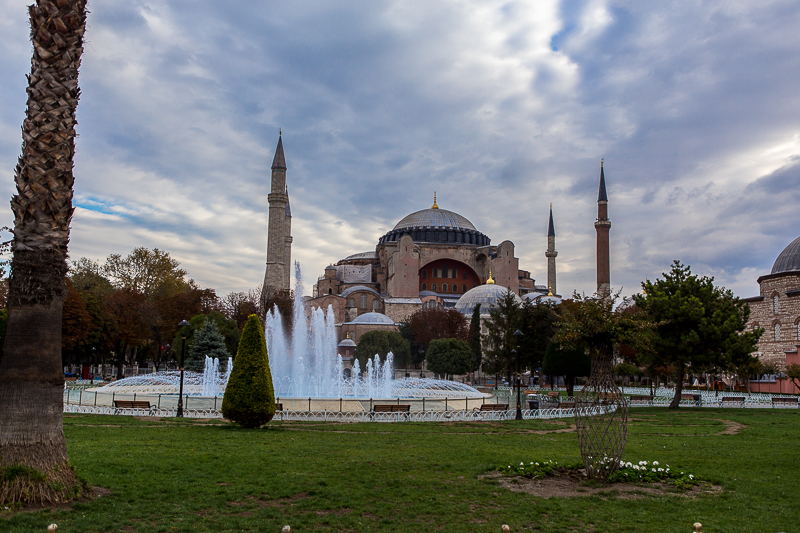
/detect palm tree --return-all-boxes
[0,0,87,505]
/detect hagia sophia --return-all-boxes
[261,133,611,358]
[260,133,800,387]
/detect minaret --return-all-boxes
[595,159,611,298]
[545,203,557,295]
[264,131,291,291]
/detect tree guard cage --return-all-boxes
[575,345,628,481]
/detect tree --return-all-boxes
[517,299,560,374]
[484,289,522,382]
[221,315,276,428]
[787,363,800,391]
[634,261,762,408]
[0,0,88,505]
[354,330,410,370]
[172,311,239,364]
[397,321,425,369]
[104,289,149,378]
[543,341,590,396]
[61,280,93,365]
[103,247,193,299]
[469,303,482,372]
[186,319,231,373]
[426,338,473,377]
[405,308,468,349]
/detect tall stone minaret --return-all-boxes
[264,132,291,291]
[595,159,611,298]
[545,203,557,295]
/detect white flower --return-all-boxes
[535,462,539,466]
[658,468,664,472]
[626,462,632,468]
[689,475,694,480]
[666,468,670,472]
[652,468,657,472]
[653,461,659,466]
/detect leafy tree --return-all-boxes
[104,289,149,378]
[405,308,468,349]
[355,330,410,370]
[0,0,88,505]
[517,299,560,374]
[187,319,231,373]
[103,247,194,299]
[221,315,276,428]
[397,321,425,369]
[542,341,591,397]
[787,363,800,391]
[469,303,482,372]
[61,280,93,366]
[172,311,238,364]
[633,261,762,408]
[484,289,522,382]
[426,338,473,377]
[70,257,114,298]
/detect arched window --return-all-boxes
[774,323,781,342]
[797,322,800,340]
[432,283,438,292]
[348,298,355,307]
[442,264,449,278]
[372,299,380,311]
[463,272,467,280]
[421,283,427,291]
[360,294,368,309]
[421,269,428,279]
[328,288,332,294]
[442,283,448,292]
[463,284,468,293]
[453,268,458,278]
[774,295,780,314]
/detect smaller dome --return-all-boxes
[340,285,381,299]
[338,338,357,347]
[343,251,378,261]
[325,265,337,270]
[772,236,800,275]
[455,284,522,315]
[350,312,396,325]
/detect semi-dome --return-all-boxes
[340,285,381,299]
[771,236,800,275]
[349,312,396,325]
[454,284,523,315]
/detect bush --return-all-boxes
[221,315,276,428]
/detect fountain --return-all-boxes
[88,264,484,403]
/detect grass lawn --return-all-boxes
[3,408,799,532]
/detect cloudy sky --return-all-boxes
[1,0,798,299]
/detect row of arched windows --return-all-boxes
[421,266,468,280]
[758,322,800,342]
[421,283,473,294]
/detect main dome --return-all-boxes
[393,209,477,232]
[772,236,800,275]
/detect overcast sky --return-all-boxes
[1,0,799,299]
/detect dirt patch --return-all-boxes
[483,472,721,499]
[701,418,746,435]
[1,485,111,518]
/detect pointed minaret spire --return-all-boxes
[272,130,287,170]
[545,203,558,296]
[595,159,611,298]
[598,158,607,202]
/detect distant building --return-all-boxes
[744,235,800,368]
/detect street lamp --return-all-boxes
[177,319,190,417]
[513,329,524,420]
[494,355,499,390]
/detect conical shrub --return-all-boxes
[221,315,276,428]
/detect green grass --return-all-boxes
[2,408,799,532]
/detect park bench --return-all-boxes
[370,404,411,421]
[559,401,576,409]
[720,396,745,406]
[473,403,509,419]
[680,393,701,405]
[629,395,654,406]
[771,397,799,407]
[113,400,154,415]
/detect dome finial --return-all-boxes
[431,192,439,209]
[601,158,603,168]
[487,266,495,284]
[548,286,553,296]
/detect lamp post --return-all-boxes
[177,319,190,417]
[494,355,499,390]
[513,329,524,420]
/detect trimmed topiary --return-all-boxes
[221,314,276,428]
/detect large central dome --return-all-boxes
[393,208,477,232]
[378,201,490,246]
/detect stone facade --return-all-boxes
[744,271,800,367]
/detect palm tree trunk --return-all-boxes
[0,0,87,505]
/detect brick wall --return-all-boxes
[746,272,800,368]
